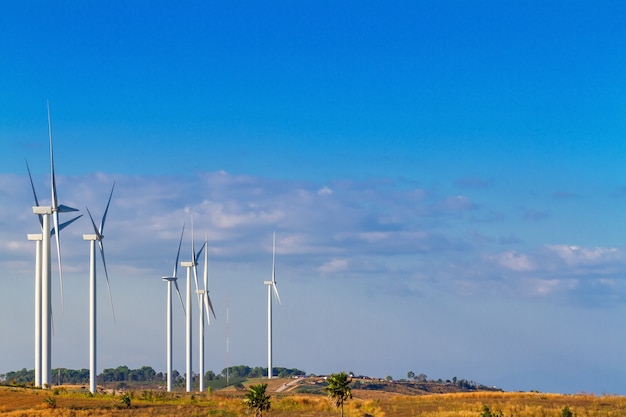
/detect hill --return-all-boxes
[0,383,624,417]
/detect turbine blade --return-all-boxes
[86,207,101,237]
[272,231,276,284]
[53,210,64,314]
[203,234,208,290]
[202,234,215,321]
[57,204,79,213]
[193,261,200,293]
[194,239,206,293]
[55,214,83,234]
[206,292,216,320]
[100,182,115,235]
[173,223,185,278]
[272,283,281,305]
[48,101,58,213]
[191,216,200,292]
[98,242,116,323]
[25,159,43,228]
[48,102,64,314]
[174,279,186,314]
[195,242,205,265]
[202,293,211,324]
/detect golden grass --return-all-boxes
[2,385,626,416]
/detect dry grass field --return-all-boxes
[2,383,626,416]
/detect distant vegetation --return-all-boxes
[1,364,306,388]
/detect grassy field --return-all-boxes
[2,382,626,416]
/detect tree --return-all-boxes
[325,372,352,417]
[244,383,271,417]
[407,370,415,380]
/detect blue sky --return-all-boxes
[2,1,626,394]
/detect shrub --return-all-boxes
[43,396,57,409]
[120,393,132,408]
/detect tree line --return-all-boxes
[1,364,305,386]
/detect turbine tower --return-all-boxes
[161,224,186,392]
[180,217,205,392]
[27,231,43,387]
[26,161,43,388]
[264,231,281,379]
[197,233,216,392]
[28,104,80,388]
[83,182,116,394]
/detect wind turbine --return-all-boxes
[264,231,281,379]
[180,216,206,392]
[197,233,216,392]
[83,182,116,394]
[29,103,80,388]
[161,224,186,392]
[26,160,81,388]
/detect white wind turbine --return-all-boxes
[30,103,80,388]
[26,160,81,388]
[83,183,116,394]
[161,224,186,392]
[180,217,206,392]
[197,233,216,392]
[264,231,281,379]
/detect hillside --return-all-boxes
[0,384,623,417]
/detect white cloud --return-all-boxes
[317,258,349,274]
[317,186,332,196]
[523,278,578,297]
[545,245,621,267]
[489,250,535,272]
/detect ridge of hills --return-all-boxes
[2,366,502,397]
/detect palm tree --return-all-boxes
[325,371,353,417]
[244,383,271,417]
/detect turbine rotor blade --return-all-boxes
[48,102,64,314]
[86,207,101,238]
[272,283,281,305]
[193,241,206,293]
[272,231,276,284]
[100,182,115,234]
[174,279,186,314]
[173,224,185,278]
[53,210,64,313]
[201,234,215,320]
[191,216,200,292]
[205,292,216,320]
[98,242,116,323]
[195,242,205,265]
[193,261,201,293]
[48,101,58,213]
[271,231,280,304]
[203,234,208,290]
[25,159,43,228]
[52,214,83,236]
[57,204,79,213]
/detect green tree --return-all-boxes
[407,370,415,380]
[325,372,352,417]
[562,405,574,417]
[244,383,271,417]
